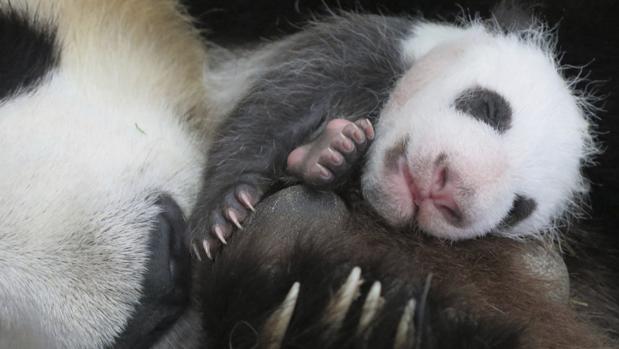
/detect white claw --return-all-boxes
[227,209,243,230]
[202,239,213,260]
[214,225,227,245]
[357,281,384,335]
[239,191,256,212]
[322,267,363,339]
[394,298,417,349]
[191,242,202,262]
[262,282,301,349]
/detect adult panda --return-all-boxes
[0,0,214,347]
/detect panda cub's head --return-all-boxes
[362,16,597,240]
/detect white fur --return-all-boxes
[0,0,208,347]
[363,19,595,240]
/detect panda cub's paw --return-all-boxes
[287,118,374,187]
[190,182,263,260]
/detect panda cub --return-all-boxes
[191,5,597,258]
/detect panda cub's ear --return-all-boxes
[490,0,540,33]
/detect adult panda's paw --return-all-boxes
[189,182,264,260]
[287,118,374,187]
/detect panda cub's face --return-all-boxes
[362,23,591,240]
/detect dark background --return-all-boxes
[184,0,619,236]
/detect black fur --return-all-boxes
[0,7,59,101]
[564,225,619,340]
[198,186,522,349]
[454,87,512,134]
[113,196,191,349]
[184,0,534,45]
[194,186,618,348]
[489,0,538,33]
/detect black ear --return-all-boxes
[490,0,539,33]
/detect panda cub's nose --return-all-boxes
[428,165,462,224]
[408,159,462,225]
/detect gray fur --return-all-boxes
[191,13,414,250]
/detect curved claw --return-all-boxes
[191,242,202,262]
[214,225,227,245]
[261,282,301,349]
[202,239,213,260]
[394,298,417,349]
[322,266,363,340]
[239,191,256,212]
[227,208,244,230]
[357,281,384,335]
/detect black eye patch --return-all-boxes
[454,87,512,133]
[1,8,59,101]
[499,194,537,229]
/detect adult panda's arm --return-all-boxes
[192,186,613,349]
[191,14,411,257]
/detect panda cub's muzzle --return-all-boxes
[112,195,191,349]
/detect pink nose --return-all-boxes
[428,165,462,224]
[408,163,462,224]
